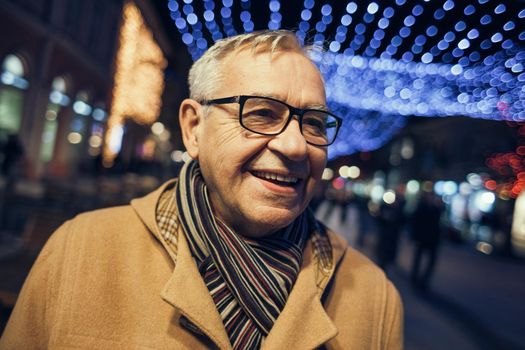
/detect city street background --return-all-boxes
[1,0,525,348]
[0,178,524,349]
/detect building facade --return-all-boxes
[0,0,175,179]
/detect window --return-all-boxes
[0,55,28,138]
[40,76,70,163]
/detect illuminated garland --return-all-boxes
[105,1,167,164]
[486,123,525,198]
[166,0,525,159]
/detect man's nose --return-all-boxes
[267,118,308,161]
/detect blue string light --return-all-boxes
[480,14,492,25]
[367,2,379,15]
[443,0,455,11]
[455,21,467,32]
[426,25,438,37]
[268,0,282,30]
[311,3,332,46]
[297,0,315,44]
[404,15,416,27]
[241,2,254,32]
[166,0,525,158]
[412,4,424,16]
[504,21,515,31]
[434,9,445,20]
[220,0,237,37]
[346,3,379,54]
[494,4,506,14]
[464,5,476,15]
[346,2,358,14]
[313,47,525,158]
[364,3,394,58]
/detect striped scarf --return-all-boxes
[173,160,321,349]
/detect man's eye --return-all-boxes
[253,109,277,117]
[245,108,280,120]
[304,117,325,129]
[303,117,328,136]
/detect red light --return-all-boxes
[485,180,497,191]
[332,177,345,190]
[497,101,508,111]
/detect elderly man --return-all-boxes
[1,30,402,349]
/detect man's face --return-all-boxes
[187,49,327,237]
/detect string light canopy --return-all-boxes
[105,1,167,165]
[166,0,525,158]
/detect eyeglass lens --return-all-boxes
[240,97,338,145]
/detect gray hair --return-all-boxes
[188,30,313,102]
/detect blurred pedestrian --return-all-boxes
[0,134,24,232]
[376,194,406,272]
[0,134,24,178]
[410,191,443,291]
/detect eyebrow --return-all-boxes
[250,92,329,111]
[308,104,329,112]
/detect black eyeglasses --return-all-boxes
[199,95,342,146]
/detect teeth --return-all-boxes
[253,171,299,184]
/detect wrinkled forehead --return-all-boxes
[222,42,320,71]
[219,46,326,97]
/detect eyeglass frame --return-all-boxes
[198,95,343,146]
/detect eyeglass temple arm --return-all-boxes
[200,96,240,105]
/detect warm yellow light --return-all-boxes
[45,109,57,121]
[141,138,156,160]
[348,166,360,179]
[89,135,103,148]
[406,180,420,194]
[88,148,101,157]
[382,190,396,204]
[322,168,334,181]
[104,1,167,164]
[67,132,82,144]
[171,150,184,162]
[339,166,349,178]
[158,129,171,142]
[476,242,493,255]
[151,122,165,135]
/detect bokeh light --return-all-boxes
[166,0,525,159]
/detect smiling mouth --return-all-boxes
[251,171,301,187]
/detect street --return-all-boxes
[317,201,525,350]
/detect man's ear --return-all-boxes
[179,98,203,159]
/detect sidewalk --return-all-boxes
[317,201,525,350]
[389,238,525,350]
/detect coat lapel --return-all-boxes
[262,240,339,350]
[160,230,232,350]
[132,183,232,349]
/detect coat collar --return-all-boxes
[262,237,339,349]
[131,180,346,349]
[161,224,232,349]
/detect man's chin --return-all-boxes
[241,207,301,238]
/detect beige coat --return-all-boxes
[1,182,403,349]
